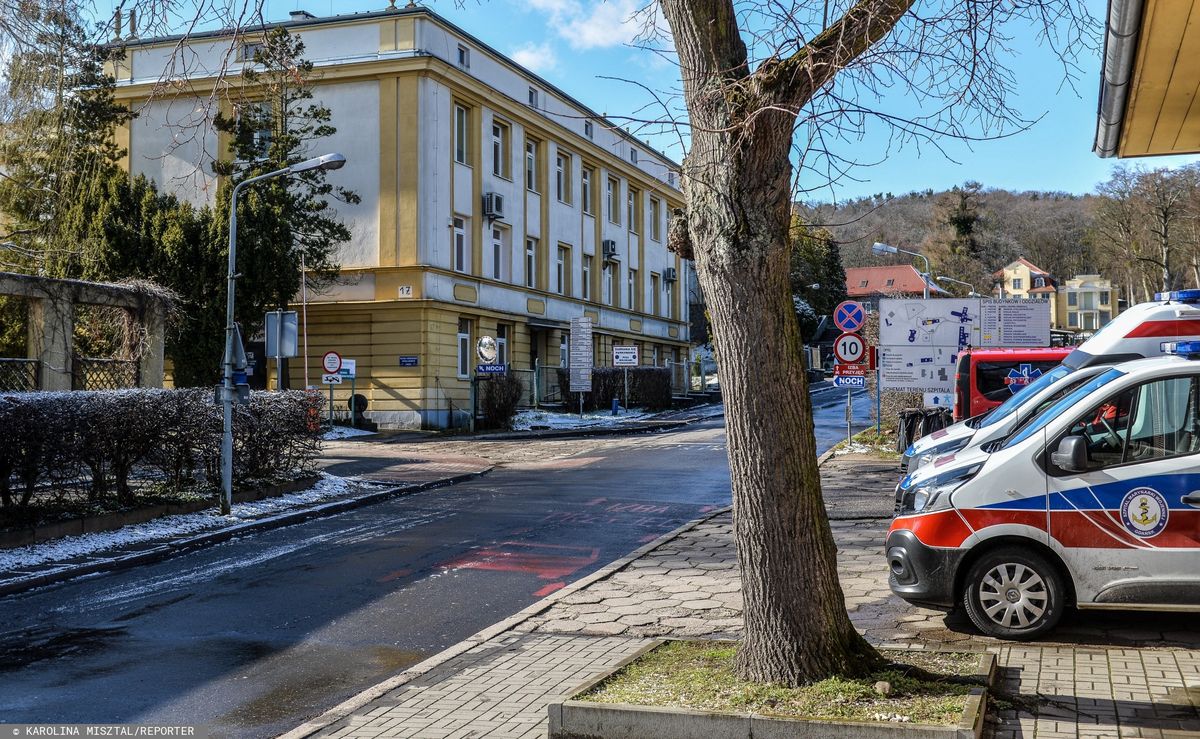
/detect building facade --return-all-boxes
[1054,275,1120,334]
[112,6,690,428]
[992,257,1056,300]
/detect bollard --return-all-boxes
[612,396,619,416]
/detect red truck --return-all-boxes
[952,346,1072,421]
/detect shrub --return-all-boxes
[0,388,322,517]
[556,367,672,412]
[479,373,525,429]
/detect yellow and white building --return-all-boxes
[112,5,690,428]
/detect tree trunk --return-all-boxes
[680,92,880,687]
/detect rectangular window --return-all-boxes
[491,122,510,178]
[665,279,675,319]
[582,255,592,301]
[1100,291,1111,306]
[629,148,638,164]
[528,87,539,107]
[581,168,593,215]
[1068,311,1079,328]
[453,217,468,273]
[649,198,661,242]
[1012,278,1023,290]
[628,268,638,311]
[1100,310,1111,325]
[556,246,568,295]
[885,278,895,287]
[456,318,471,379]
[454,104,469,165]
[525,140,538,192]
[859,279,868,288]
[584,121,594,139]
[667,171,676,187]
[496,325,508,366]
[491,227,505,281]
[1068,292,1078,307]
[240,41,264,61]
[627,189,636,231]
[525,237,537,288]
[559,333,569,367]
[555,153,571,203]
[603,263,614,305]
[607,178,619,224]
[651,273,661,315]
[457,45,470,68]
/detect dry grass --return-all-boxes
[579,641,982,726]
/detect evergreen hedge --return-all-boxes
[479,374,525,429]
[556,367,673,412]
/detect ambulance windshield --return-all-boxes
[978,365,1073,429]
[1002,368,1127,449]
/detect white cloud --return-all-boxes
[520,0,654,51]
[511,41,559,74]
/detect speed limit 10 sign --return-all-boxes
[834,333,867,364]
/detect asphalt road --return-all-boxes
[0,393,871,737]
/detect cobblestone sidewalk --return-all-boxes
[302,454,1200,739]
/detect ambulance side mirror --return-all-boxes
[1051,436,1088,473]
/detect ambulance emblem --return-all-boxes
[1119,487,1169,538]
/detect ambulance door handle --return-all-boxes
[1181,492,1200,508]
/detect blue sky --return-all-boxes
[110,0,1200,202]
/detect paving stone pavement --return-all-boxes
[305,454,1200,739]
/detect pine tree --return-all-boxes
[212,27,359,341]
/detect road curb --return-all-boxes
[437,419,691,442]
[0,467,494,598]
[280,504,735,739]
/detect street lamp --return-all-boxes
[937,275,981,297]
[221,152,347,514]
[872,242,931,299]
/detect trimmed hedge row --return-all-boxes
[556,367,672,412]
[0,388,323,510]
[479,374,525,429]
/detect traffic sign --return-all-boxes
[338,358,357,379]
[476,363,506,374]
[613,345,639,367]
[322,351,342,374]
[834,301,866,332]
[834,332,867,364]
[833,375,866,389]
[322,373,343,384]
[834,363,867,377]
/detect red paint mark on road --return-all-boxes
[533,582,565,597]
[441,542,599,580]
[377,568,413,583]
[699,505,716,513]
[639,534,658,543]
[585,497,608,506]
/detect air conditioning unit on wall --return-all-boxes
[483,192,505,220]
[663,267,678,282]
[602,240,619,260]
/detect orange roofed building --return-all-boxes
[845,265,946,310]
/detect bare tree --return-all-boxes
[656,0,1090,684]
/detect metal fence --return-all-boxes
[663,360,701,396]
[510,365,565,407]
[72,357,139,391]
[0,358,39,392]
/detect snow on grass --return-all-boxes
[0,473,381,573]
[510,408,651,431]
[322,425,378,440]
[833,441,878,456]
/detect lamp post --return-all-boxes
[936,275,981,297]
[872,242,931,299]
[221,152,346,515]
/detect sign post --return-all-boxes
[832,308,868,446]
[265,310,298,392]
[612,345,639,411]
[569,318,594,417]
[322,351,341,424]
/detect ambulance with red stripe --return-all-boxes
[888,294,1200,640]
[901,293,1200,473]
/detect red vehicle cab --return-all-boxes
[953,347,1072,421]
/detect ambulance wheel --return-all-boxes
[962,548,1064,640]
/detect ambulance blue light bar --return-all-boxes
[1154,289,1200,303]
[1163,341,1200,357]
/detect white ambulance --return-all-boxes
[888,344,1200,639]
[901,293,1200,472]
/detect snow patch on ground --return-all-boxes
[322,426,378,440]
[0,473,379,572]
[510,408,651,431]
[833,441,879,456]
